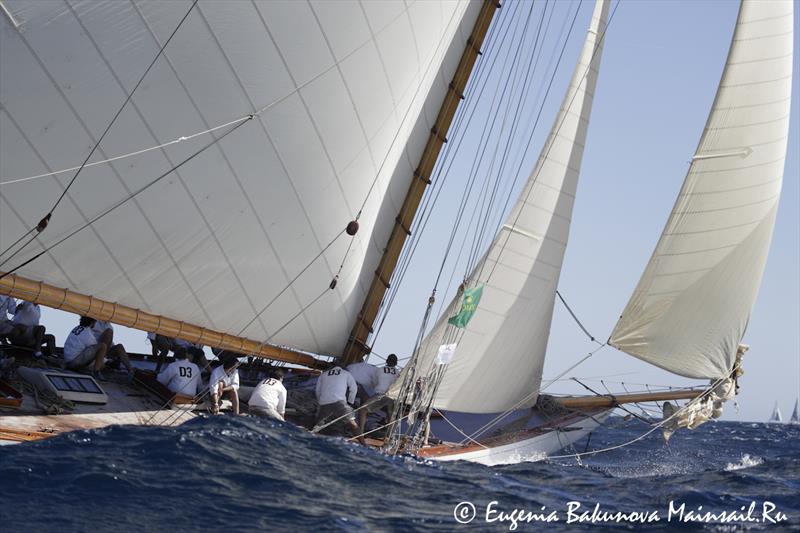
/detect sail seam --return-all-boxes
[678,176,781,196]
[691,155,784,174]
[719,72,792,88]
[732,28,792,42]
[663,218,761,237]
[727,51,793,66]
[738,10,793,25]
[672,193,779,215]
[657,242,738,257]
[706,113,790,131]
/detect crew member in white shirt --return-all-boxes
[0,296,16,339]
[359,354,402,434]
[157,347,201,397]
[9,300,56,358]
[209,356,240,415]
[63,316,131,378]
[249,369,287,421]
[346,360,379,406]
[315,363,361,439]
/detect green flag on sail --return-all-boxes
[448,285,484,328]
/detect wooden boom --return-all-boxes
[341,0,502,363]
[556,390,705,410]
[0,272,322,368]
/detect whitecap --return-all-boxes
[724,454,763,471]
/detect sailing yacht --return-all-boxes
[0,0,794,463]
[768,402,783,424]
[789,400,799,425]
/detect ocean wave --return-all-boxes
[724,454,764,471]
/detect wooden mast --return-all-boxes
[0,272,322,367]
[556,390,705,410]
[341,0,501,364]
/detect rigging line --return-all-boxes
[0,116,253,282]
[555,290,600,343]
[0,227,36,267]
[366,0,511,345]
[430,3,535,289]
[465,0,550,276]
[52,0,198,214]
[573,377,653,424]
[235,229,346,337]
[480,0,584,283]
[0,115,251,187]
[484,0,620,284]
[369,0,522,340]
[0,0,199,275]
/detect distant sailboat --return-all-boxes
[789,400,799,425]
[768,402,783,424]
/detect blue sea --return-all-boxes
[1,416,797,532]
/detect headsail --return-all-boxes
[0,1,481,356]
[610,0,793,379]
[393,0,610,414]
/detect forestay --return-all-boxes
[610,0,793,379]
[394,0,609,413]
[0,0,481,355]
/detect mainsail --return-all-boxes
[394,0,610,414]
[610,0,793,379]
[0,1,482,356]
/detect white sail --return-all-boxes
[396,0,609,413]
[768,401,783,423]
[0,0,481,355]
[790,400,799,424]
[610,0,793,379]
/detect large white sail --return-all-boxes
[0,0,482,355]
[610,0,793,379]
[397,0,609,414]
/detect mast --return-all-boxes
[340,0,501,364]
[0,273,321,367]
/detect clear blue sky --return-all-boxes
[34,0,798,423]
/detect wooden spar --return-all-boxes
[0,272,322,368]
[341,0,501,364]
[556,390,705,410]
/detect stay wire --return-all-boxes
[556,290,601,344]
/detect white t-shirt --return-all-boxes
[91,320,113,340]
[0,296,16,319]
[157,359,201,396]
[249,378,287,415]
[209,365,239,395]
[346,362,379,396]
[375,365,401,395]
[63,325,98,362]
[12,301,40,327]
[315,366,357,406]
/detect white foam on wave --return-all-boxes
[725,454,763,471]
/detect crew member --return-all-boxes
[346,360,378,406]
[315,363,361,440]
[64,316,131,379]
[8,300,56,358]
[157,347,201,397]
[359,354,401,433]
[209,356,240,415]
[249,369,287,421]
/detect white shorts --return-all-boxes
[66,344,101,370]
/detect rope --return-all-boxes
[556,290,600,344]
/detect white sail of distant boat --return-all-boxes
[768,401,783,423]
[391,0,610,415]
[789,400,799,424]
[610,0,792,383]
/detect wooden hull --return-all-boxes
[418,409,613,466]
